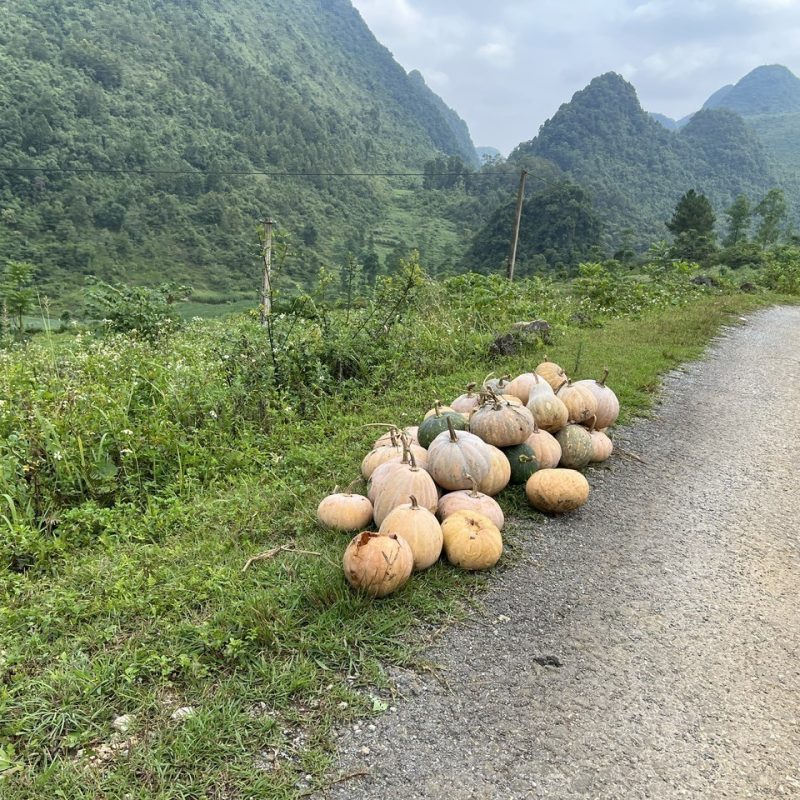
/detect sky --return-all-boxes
[350,0,800,155]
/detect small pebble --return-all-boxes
[171,706,196,721]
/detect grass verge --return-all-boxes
[0,292,781,798]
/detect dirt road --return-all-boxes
[319,306,800,800]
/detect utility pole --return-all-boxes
[507,169,528,282]
[260,218,275,326]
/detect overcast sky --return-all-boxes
[351,0,800,154]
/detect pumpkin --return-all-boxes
[374,426,419,448]
[451,383,481,418]
[361,439,428,480]
[502,442,539,484]
[317,491,373,531]
[526,392,569,433]
[371,450,439,527]
[525,422,562,469]
[556,380,598,426]
[426,418,494,491]
[535,357,567,391]
[418,406,467,449]
[343,531,413,597]
[478,444,511,496]
[574,369,620,429]
[379,495,443,571]
[507,372,553,405]
[483,374,513,395]
[525,469,590,513]
[499,394,524,407]
[437,476,505,530]
[469,394,536,447]
[589,429,614,463]
[441,509,503,571]
[424,400,457,420]
[555,424,593,470]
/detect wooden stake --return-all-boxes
[260,218,275,326]
[507,169,528,282]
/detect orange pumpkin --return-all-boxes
[525,469,590,513]
[437,476,505,530]
[317,491,373,531]
[535,357,567,391]
[441,509,503,571]
[343,531,413,597]
[469,395,536,447]
[379,495,443,571]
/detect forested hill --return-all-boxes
[702,65,800,116]
[0,0,476,300]
[510,73,776,244]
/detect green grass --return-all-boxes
[0,286,784,798]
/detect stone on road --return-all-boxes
[320,306,800,800]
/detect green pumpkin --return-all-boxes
[502,443,539,484]
[555,424,593,470]
[418,410,467,449]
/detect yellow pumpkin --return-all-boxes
[535,357,567,391]
[441,509,503,571]
[379,495,443,571]
[525,468,590,513]
[556,381,598,426]
[317,491,373,531]
[437,476,505,530]
[343,531,413,597]
[477,444,511,496]
[526,392,569,433]
[525,421,562,469]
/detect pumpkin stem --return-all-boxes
[389,428,399,448]
[465,473,479,498]
[409,495,419,510]
[485,386,503,409]
[408,450,419,471]
[598,368,609,387]
[555,378,569,394]
[446,415,459,443]
[433,400,443,417]
[344,477,363,495]
[481,371,495,391]
[400,436,411,465]
[587,414,597,434]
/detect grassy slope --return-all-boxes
[0,292,781,798]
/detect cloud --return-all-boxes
[351,0,422,35]
[352,0,800,153]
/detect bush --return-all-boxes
[761,246,800,295]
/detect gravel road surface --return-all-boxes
[317,306,800,800]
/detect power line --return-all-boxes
[0,164,552,181]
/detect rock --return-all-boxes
[112,714,134,734]
[171,706,196,721]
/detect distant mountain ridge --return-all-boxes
[702,65,800,116]
[509,72,775,246]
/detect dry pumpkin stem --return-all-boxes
[465,473,480,497]
[598,367,610,386]
[408,494,420,509]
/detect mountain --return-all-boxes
[0,0,476,303]
[508,72,776,247]
[476,146,503,162]
[649,113,679,130]
[702,65,800,116]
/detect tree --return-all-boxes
[666,189,716,263]
[1,261,36,336]
[754,188,788,248]
[723,195,751,247]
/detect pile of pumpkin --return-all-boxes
[317,358,620,598]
